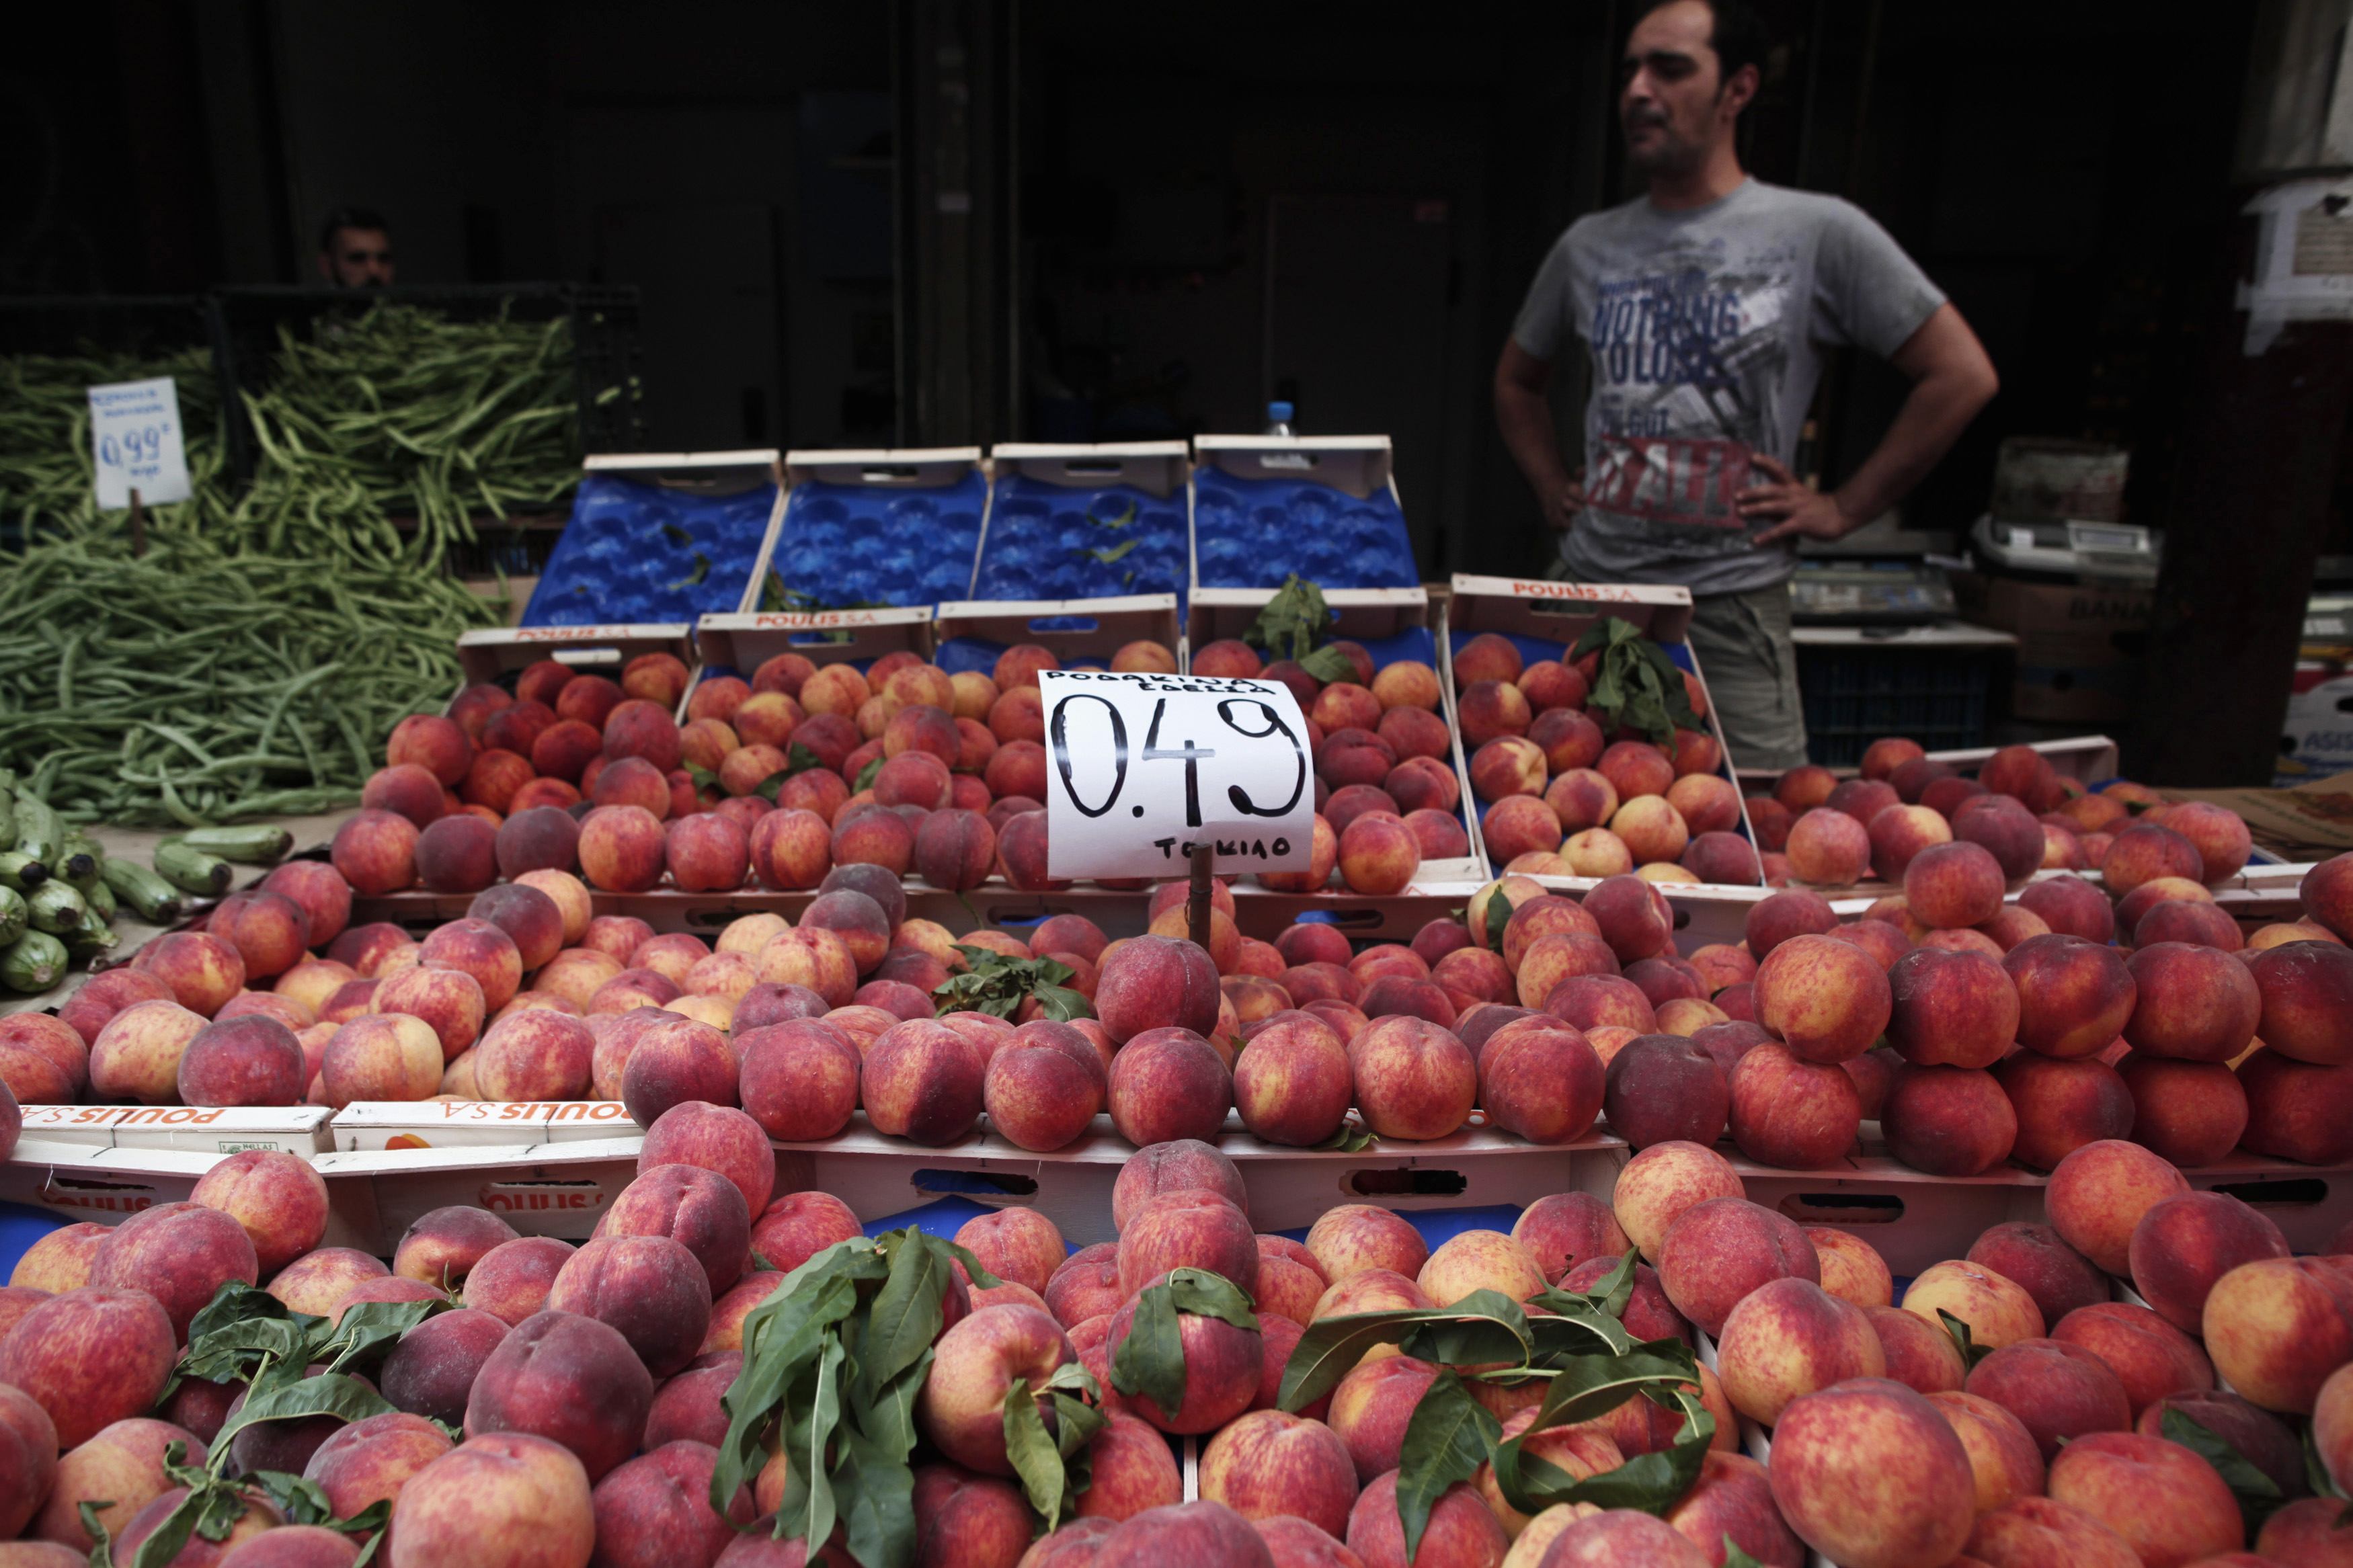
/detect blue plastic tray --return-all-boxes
[523,472,777,626]
[1193,472,1418,589]
[766,472,988,610]
[0,1200,67,1283]
[973,474,1190,606]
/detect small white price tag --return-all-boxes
[1037,668,1316,879]
[88,377,192,509]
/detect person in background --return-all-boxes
[317,208,395,288]
[1494,0,1997,769]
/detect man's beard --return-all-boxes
[1624,119,1701,177]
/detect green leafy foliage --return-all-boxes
[1722,1538,1769,1568]
[1311,1120,1378,1153]
[667,551,713,590]
[1286,1262,1715,1526]
[2164,1408,2287,1534]
[853,755,885,794]
[1937,1310,1993,1372]
[1085,498,1138,530]
[1084,539,1140,567]
[1396,1372,1502,1561]
[712,1229,1021,1568]
[1242,575,1337,664]
[1110,1269,1259,1418]
[933,944,1093,1022]
[1004,1362,1109,1528]
[753,742,830,801]
[1569,617,1702,747]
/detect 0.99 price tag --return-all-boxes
[88,377,192,510]
[1037,669,1316,879]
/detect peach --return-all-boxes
[1755,932,1892,1062]
[171,1012,305,1107]
[1715,1276,1886,1424]
[2112,1052,2243,1166]
[1481,1022,1604,1145]
[619,1014,737,1125]
[86,1200,255,1341]
[367,1305,507,1428]
[2102,822,2206,899]
[385,1430,596,1568]
[0,1286,176,1448]
[2049,1300,2212,1422]
[1113,1139,1248,1229]
[1595,1032,1723,1149]
[267,1247,391,1319]
[2302,850,2353,938]
[1326,1356,1440,1486]
[1347,1015,1474,1140]
[1767,1379,1977,1568]
[1096,935,1221,1045]
[1608,795,1688,864]
[1729,1041,1862,1168]
[1954,796,2048,881]
[2245,940,2353,1066]
[1119,1190,1259,1299]
[2046,1139,2191,1275]
[491,809,580,884]
[322,1012,453,1105]
[2132,897,2243,950]
[1294,1206,1425,1293]
[574,803,667,892]
[1995,1053,2135,1171]
[1884,947,2018,1071]
[2239,1046,2353,1163]
[32,1415,206,1550]
[1593,740,1671,804]
[1964,1337,2131,1460]
[1228,1011,1351,1147]
[1344,1471,1507,1568]
[1924,1389,2044,1514]
[1966,1222,2108,1327]
[1105,1284,1261,1435]
[1743,889,1838,963]
[1869,1301,1966,1395]
[2005,935,2136,1060]
[190,1149,329,1277]
[1902,1260,2044,1350]
[1962,1497,2141,1567]
[545,1233,711,1376]
[1882,1063,2016,1176]
[376,964,488,1059]
[2120,941,2259,1061]
[744,1193,861,1280]
[2129,1190,2288,1333]
[1336,814,1419,896]
[914,1303,1074,1477]
[1609,1140,1739,1262]
[114,1486,282,1559]
[1785,807,1871,885]
[420,916,524,1012]
[1903,840,2007,931]
[1655,1196,1818,1337]
[461,1309,653,1486]
[129,929,247,1018]
[471,1008,595,1101]
[1662,1450,1802,1566]
[1806,1226,1894,1309]
[2044,1431,2243,1568]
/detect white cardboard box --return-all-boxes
[331,1100,641,1152]
[14,1104,333,1157]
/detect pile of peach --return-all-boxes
[1748,737,2258,895]
[1447,630,1754,886]
[353,641,1183,901]
[1185,634,1474,897]
[1455,836,2353,1176]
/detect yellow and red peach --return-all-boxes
[1964,1337,2132,1460]
[2004,934,2137,1060]
[1882,1063,2016,1176]
[2128,1190,2288,1333]
[1716,1276,1886,1424]
[1784,807,1871,885]
[1755,933,1891,1063]
[1966,1222,2109,1327]
[1767,1379,1977,1568]
[1868,1302,1966,1395]
[1995,1053,2135,1171]
[1728,1041,1862,1168]
[2120,941,2260,1061]
[2044,1431,2243,1568]
[1902,1261,2045,1350]
[2046,1138,2192,1275]
[1923,1389,2044,1515]
[0,1287,177,1448]
[1656,1196,1819,1337]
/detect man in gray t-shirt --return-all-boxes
[1495,0,1997,768]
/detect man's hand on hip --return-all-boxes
[1739,454,1856,544]
[1544,467,1587,532]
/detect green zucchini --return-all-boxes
[153,840,231,897]
[27,880,87,935]
[172,825,294,865]
[0,853,46,893]
[83,877,116,923]
[103,860,184,925]
[57,833,102,893]
[1,931,67,992]
[63,907,118,957]
[13,793,62,869]
[0,887,24,947]
[0,786,15,855]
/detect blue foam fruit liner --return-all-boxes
[524,472,776,626]
[768,472,988,610]
[1193,471,1417,589]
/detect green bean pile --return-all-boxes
[0,536,493,825]
[238,303,584,570]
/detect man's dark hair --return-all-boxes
[1640,0,1771,89]
[318,206,390,253]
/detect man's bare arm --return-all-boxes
[1495,340,1585,532]
[1743,303,1999,543]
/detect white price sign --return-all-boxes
[1038,668,1316,879]
[88,377,192,509]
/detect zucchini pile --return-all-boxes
[0,766,291,994]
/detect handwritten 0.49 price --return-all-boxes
[1037,670,1317,879]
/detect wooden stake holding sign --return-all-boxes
[1035,668,1317,956]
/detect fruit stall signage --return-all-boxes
[88,376,192,508]
[1038,669,1314,877]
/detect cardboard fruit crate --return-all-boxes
[773,1111,1625,1247]
[13,1104,331,1157]
[311,1135,650,1249]
[932,594,1185,680]
[1731,733,2122,794]
[1443,575,1763,887]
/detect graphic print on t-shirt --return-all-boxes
[1584,247,1794,541]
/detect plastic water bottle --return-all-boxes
[1264,401,1295,438]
